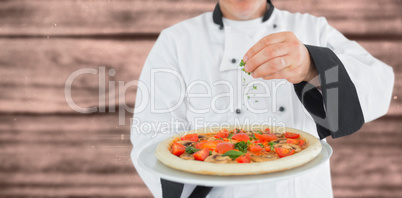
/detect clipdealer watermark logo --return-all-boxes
[64,66,339,137]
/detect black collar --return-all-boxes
[213,0,275,29]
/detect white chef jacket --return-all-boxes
[130,6,394,198]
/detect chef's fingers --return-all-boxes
[286,66,307,84]
[261,68,289,81]
[286,45,306,70]
[243,32,289,62]
[245,43,290,73]
[251,56,291,78]
[262,65,304,84]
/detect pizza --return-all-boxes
[155,125,322,175]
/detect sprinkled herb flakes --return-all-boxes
[239,59,259,103]
[239,60,251,75]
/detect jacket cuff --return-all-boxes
[294,45,365,139]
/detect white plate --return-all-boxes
[137,140,332,186]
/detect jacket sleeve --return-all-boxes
[130,30,188,197]
[294,18,394,139]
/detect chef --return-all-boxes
[130,0,394,197]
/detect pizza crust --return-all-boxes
[155,125,322,176]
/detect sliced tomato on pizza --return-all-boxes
[195,140,223,151]
[236,153,251,163]
[254,133,277,141]
[193,148,210,161]
[214,129,229,138]
[275,147,295,158]
[249,144,263,153]
[232,133,250,141]
[284,132,300,139]
[171,142,186,156]
[181,134,199,142]
[216,142,235,154]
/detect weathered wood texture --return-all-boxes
[328,116,402,198]
[0,113,153,198]
[0,114,401,197]
[0,0,401,197]
[0,39,153,113]
[1,0,401,37]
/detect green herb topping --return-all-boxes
[268,142,278,151]
[251,133,257,140]
[239,59,251,75]
[234,141,249,153]
[239,59,246,67]
[222,150,244,160]
[185,146,200,154]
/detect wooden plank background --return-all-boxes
[0,0,401,197]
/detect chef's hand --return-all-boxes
[243,31,317,84]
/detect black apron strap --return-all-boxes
[161,179,184,198]
[161,178,213,198]
[188,186,213,198]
